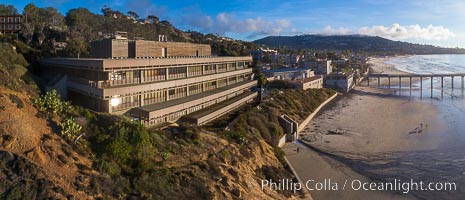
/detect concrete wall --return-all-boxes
[135,40,211,58]
[301,78,323,90]
[325,74,354,92]
[91,39,129,58]
[90,39,211,58]
[289,77,324,90]
[297,93,338,133]
[279,115,296,135]
[278,135,286,147]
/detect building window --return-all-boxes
[188,83,203,95]
[111,95,139,111]
[217,64,227,73]
[204,65,216,75]
[144,68,166,82]
[237,62,244,69]
[144,90,165,105]
[205,81,217,91]
[217,78,227,88]
[168,87,187,99]
[228,76,237,84]
[188,66,202,77]
[168,67,186,79]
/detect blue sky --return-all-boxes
[5,0,465,47]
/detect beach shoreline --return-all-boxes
[285,56,451,199]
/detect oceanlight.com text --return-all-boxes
[261,179,457,194]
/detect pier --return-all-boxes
[364,73,465,97]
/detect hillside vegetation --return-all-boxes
[254,35,465,55]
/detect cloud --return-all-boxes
[321,26,352,35]
[358,23,455,40]
[299,24,455,41]
[181,10,290,38]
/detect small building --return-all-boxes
[288,76,324,90]
[263,67,314,81]
[324,72,355,92]
[314,60,332,75]
[0,15,21,34]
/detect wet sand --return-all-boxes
[283,143,415,200]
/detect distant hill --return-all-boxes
[253,35,465,54]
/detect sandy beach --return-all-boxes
[300,86,446,155]
[285,57,452,200]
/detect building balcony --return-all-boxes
[130,80,257,120]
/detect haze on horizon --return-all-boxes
[5,0,465,48]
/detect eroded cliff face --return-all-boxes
[0,87,96,199]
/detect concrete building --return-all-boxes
[263,67,314,81]
[0,15,21,33]
[324,72,354,92]
[41,38,256,127]
[314,60,332,75]
[288,76,324,90]
[263,67,324,90]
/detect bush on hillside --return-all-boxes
[33,90,72,115]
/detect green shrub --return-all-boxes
[227,131,248,145]
[33,90,72,114]
[59,117,82,139]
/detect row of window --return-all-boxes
[143,91,244,126]
[110,75,249,112]
[0,24,20,30]
[168,67,187,79]
[168,87,187,100]
[144,90,165,105]
[0,17,20,23]
[69,61,249,87]
[112,96,140,111]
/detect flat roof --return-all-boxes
[41,56,253,71]
[264,67,311,73]
[288,76,323,83]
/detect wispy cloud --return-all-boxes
[181,10,290,38]
[125,0,167,18]
[358,24,455,40]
